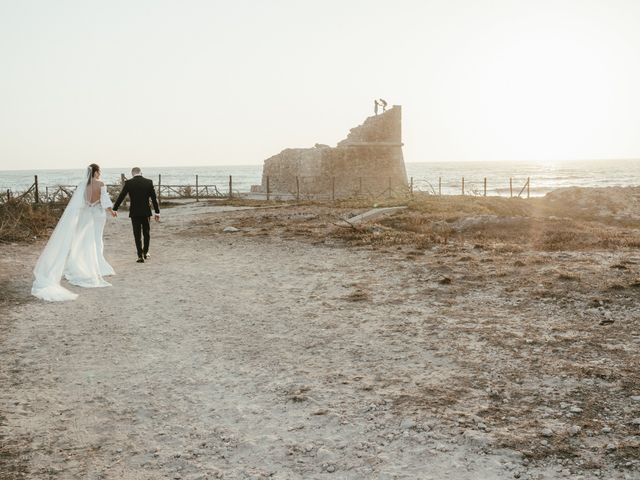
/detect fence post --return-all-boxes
[158,174,162,204]
[410,176,414,198]
[6,189,10,201]
[34,175,39,203]
[527,177,530,199]
[483,177,487,196]
[509,177,513,198]
[332,177,336,201]
[438,177,441,195]
[266,175,270,201]
[196,175,199,202]
[296,176,300,201]
[229,175,233,199]
[45,186,49,202]
[461,177,465,195]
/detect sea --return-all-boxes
[1,160,640,197]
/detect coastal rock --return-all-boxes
[223,226,240,233]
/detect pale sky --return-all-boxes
[1,0,640,170]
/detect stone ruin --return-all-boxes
[252,105,408,198]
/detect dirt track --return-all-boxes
[1,202,638,479]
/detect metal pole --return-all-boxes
[158,174,162,204]
[229,175,233,199]
[527,177,530,198]
[46,186,49,202]
[34,175,39,203]
[196,175,199,202]
[438,177,441,195]
[332,177,336,201]
[461,177,464,196]
[510,177,513,198]
[410,176,414,197]
[483,177,487,196]
[296,176,300,201]
[266,176,270,201]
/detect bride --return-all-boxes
[32,164,117,301]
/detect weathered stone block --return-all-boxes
[255,106,408,198]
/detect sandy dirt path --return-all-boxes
[0,203,635,479]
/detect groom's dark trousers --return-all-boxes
[131,216,151,257]
[113,175,160,258]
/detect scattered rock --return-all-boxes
[463,429,494,448]
[541,428,554,437]
[223,226,240,233]
[569,406,583,413]
[439,277,452,285]
[400,418,416,430]
[568,425,582,436]
[316,447,337,464]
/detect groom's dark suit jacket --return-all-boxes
[113,175,160,218]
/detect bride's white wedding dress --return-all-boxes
[32,168,115,301]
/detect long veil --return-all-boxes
[31,167,92,301]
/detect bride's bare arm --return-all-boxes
[99,182,116,216]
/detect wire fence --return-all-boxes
[0,174,532,205]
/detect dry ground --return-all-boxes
[1,191,639,479]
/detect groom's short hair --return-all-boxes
[131,167,141,176]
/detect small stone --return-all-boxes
[223,226,240,233]
[568,425,582,436]
[631,396,640,402]
[400,418,416,430]
[601,426,612,433]
[569,406,583,413]
[316,448,337,463]
[541,428,553,437]
[326,464,336,473]
[463,429,494,448]
[606,443,616,451]
[631,418,640,426]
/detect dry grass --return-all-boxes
[0,200,60,244]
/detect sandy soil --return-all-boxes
[1,199,639,479]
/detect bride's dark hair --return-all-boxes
[87,164,100,185]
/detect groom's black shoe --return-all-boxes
[137,256,145,263]
[143,253,150,260]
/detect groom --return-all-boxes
[113,167,160,263]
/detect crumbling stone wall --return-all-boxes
[254,106,408,198]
